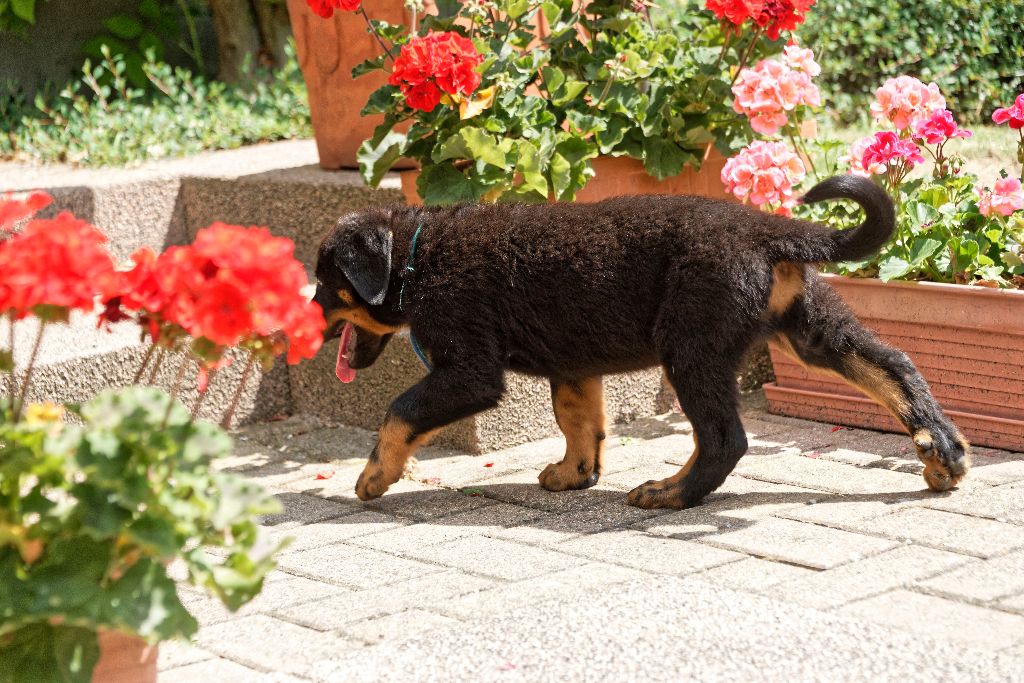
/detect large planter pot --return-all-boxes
[285,0,419,170]
[765,275,1024,451]
[91,630,157,683]
[400,146,730,205]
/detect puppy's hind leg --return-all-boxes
[627,350,748,510]
[539,377,606,491]
[773,275,970,491]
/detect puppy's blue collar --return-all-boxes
[398,223,432,372]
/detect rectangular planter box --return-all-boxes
[765,274,1024,451]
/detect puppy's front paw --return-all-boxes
[355,462,397,501]
[627,479,687,510]
[913,427,970,492]
[538,462,599,492]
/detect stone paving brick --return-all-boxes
[488,501,662,546]
[349,503,544,555]
[472,469,622,513]
[274,570,495,630]
[273,424,378,460]
[339,608,461,645]
[763,544,968,610]
[853,507,1024,558]
[275,459,370,500]
[695,557,816,593]
[235,414,331,450]
[838,589,1024,651]
[161,657,304,682]
[967,449,1024,486]
[276,543,442,589]
[404,535,580,580]
[778,494,928,529]
[696,517,898,570]
[999,594,1024,615]
[180,575,347,626]
[925,482,1024,525]
[635,476,819,542]
[916,550,1024,604]
[197,614,358,678]
[434,562,645,620]
[158,639,214,670]
[269,511,412,554]
[556,530,745,575]
[600,462,690,492]
[738,452,933,495]
[260,491,360,529]
[363,478,497,520]
[604,433,696,476]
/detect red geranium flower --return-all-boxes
[388,31,483,112]
[705,0,763,26]
[306,0,361,19]
[0,191,52,232]
[992,93,1024,130]
[753,0,815,40]
[0,211,118,320]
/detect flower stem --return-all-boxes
[160,353,190,429]
[360,6,395,62]
[221,352,255,429]
[698,29,732,101]
[191,369,215,421]
[13,322,46,422]
[147,346,167,385]
[4,316,15,414]
[730,26,763,88]
[132,343,158,384]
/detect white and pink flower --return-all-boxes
[977,177,1024,217]
[871,75,946,131]
[731,46,820,136]
[721,140,806,215]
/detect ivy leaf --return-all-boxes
[460,127,511,168]
[642,137,691,181]
[908,237,942,266]
[419,164,483,206]
[357,130,406,188]
[878,256,912,281]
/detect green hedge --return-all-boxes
[801,0,1024,124]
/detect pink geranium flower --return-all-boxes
[992,93,1024,130]
[862,131,925,169]
[913,109,972,145]
[721,140,806,215]
[732,48,820,136]
[871,76,945,131]
[844,135,885,177]
[977,177,1024,217]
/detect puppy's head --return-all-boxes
[313,211,402,379]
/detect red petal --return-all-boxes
[483,462,494,468]
[315,470,335,480]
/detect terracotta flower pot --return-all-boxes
[765,274,1024,450]
[285,0,420,170]
[91,630,158,683]
[400,145,731,205]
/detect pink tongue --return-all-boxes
[335,323,356,383]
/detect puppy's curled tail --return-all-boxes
[769,174,896,264]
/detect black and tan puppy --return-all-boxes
[312,175,969,509]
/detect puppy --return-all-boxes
[312,175,969,509]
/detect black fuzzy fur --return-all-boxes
[313,175,968,508]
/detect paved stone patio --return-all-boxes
[161,392,1024,682]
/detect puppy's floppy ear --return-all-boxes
[334,222,393,306]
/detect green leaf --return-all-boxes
[418,164,483,206]
[642,137,689,181]
[460,127,510,168]
[907,200,940,229]
[352,54,387,79]
[566,110,606,135]
[138,0,161,21]
[0,349,12,373]
[551,80,587,107]
[908,238,942,266]
[357,130,406,187]
[10,0,35,23]
[878,256,912,281]
[103,15,143,40]
[516,140,547,198]
[550,152,571,201]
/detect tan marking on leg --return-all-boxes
[539,378,606,491]
[356,416,440,500]
[626,434,700,510]
[766,262,805,317]
[913,427,971,492]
